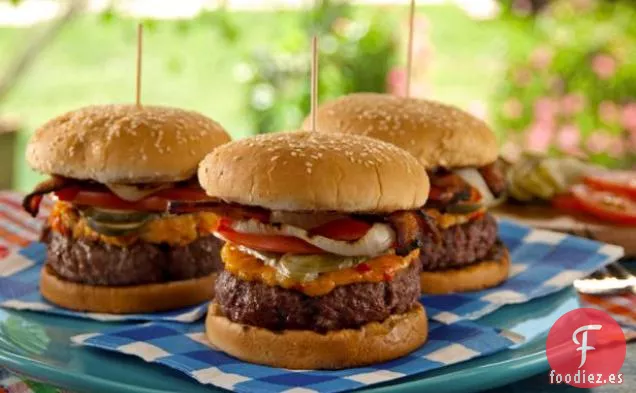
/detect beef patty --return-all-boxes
[418,213,498,271]
[43,229,224,286]
[214,261,420,333]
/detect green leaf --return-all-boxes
[100,8,115,24]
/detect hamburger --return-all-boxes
[22,104,231,313]
[306,93,510,294]
[169,131,430,369]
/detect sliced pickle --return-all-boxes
[278,254,366,281]
[510,156,541,198]
[535,158,566,193]
[506,153,592,202]
[82,207,156,224]
[86,217,150,237]
[559,157,590,185]
[507,167,534,201]
[522,171,556,199]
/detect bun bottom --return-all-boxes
[205,302,428,370]
[40,264,216,314]
[420,246,510,294]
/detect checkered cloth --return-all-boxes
[580,292,636,342]
[0,241,208,322]
[423,220,625,323]
[72,318,518,393]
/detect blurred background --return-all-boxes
[0,0,634,192]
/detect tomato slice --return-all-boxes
[54,190,167,212]
[309,218,372,241]
[552,194,582,212]
[53,186,216,212]
[584,171,636,199]
[570,184,636,225]
[216,226,323,254]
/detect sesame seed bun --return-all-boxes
[40,264,216,314]
[420,245,510,294]
[205,302,428,370]
[197,131,430,213]
[26,104,231,184]
[306,93,498,169]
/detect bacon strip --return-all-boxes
[478,160,507,197]
[22,176,76,217]
[386,210,440,256]
[168,200,270,222]
[427,171,472,205]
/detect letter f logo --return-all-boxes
[572,324,602,368]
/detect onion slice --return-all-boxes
[454,168,495,207]
[230,219,395,257]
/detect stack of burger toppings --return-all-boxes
[309,93,510,294]
[169,131,431,369]
[23,104,231,313]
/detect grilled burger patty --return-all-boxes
[418,213,498,271]
[42,229,223,286]
[215,261,420,333]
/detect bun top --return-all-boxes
[198,131,429,213]
[305,93,498,169]
[26,104,231,184]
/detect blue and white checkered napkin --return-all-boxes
[424,219,625,324]
[72,317,517,393]
[0,242,208,322]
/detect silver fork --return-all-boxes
[574,262,636,295]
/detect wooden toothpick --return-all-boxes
[405,0,415,98]
[135,23,143,107]
[310,35,319,132]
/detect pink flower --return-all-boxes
[534,97,558,122]
[586,131,612,154]
[598,101,619,124]
[572,0,594,11]
[591,54,617,80]
[560,93,585,115]
[607,135,626,158]
[502,98,523,119]
[511,0,533,16]
[530,47,553,70]
[525,123,554,153]
[513,68,532,87]
[549,77,565,95]
[621,102,636,132]
[556,124,581,153]
[629,129,636,152]
[387,67,407,96]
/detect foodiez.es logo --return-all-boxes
[546,308,626,388]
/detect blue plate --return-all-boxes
[0,289,580,393]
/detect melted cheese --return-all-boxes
[425,207,486,229]
[49,202,218,246]
[221,243,418,296]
